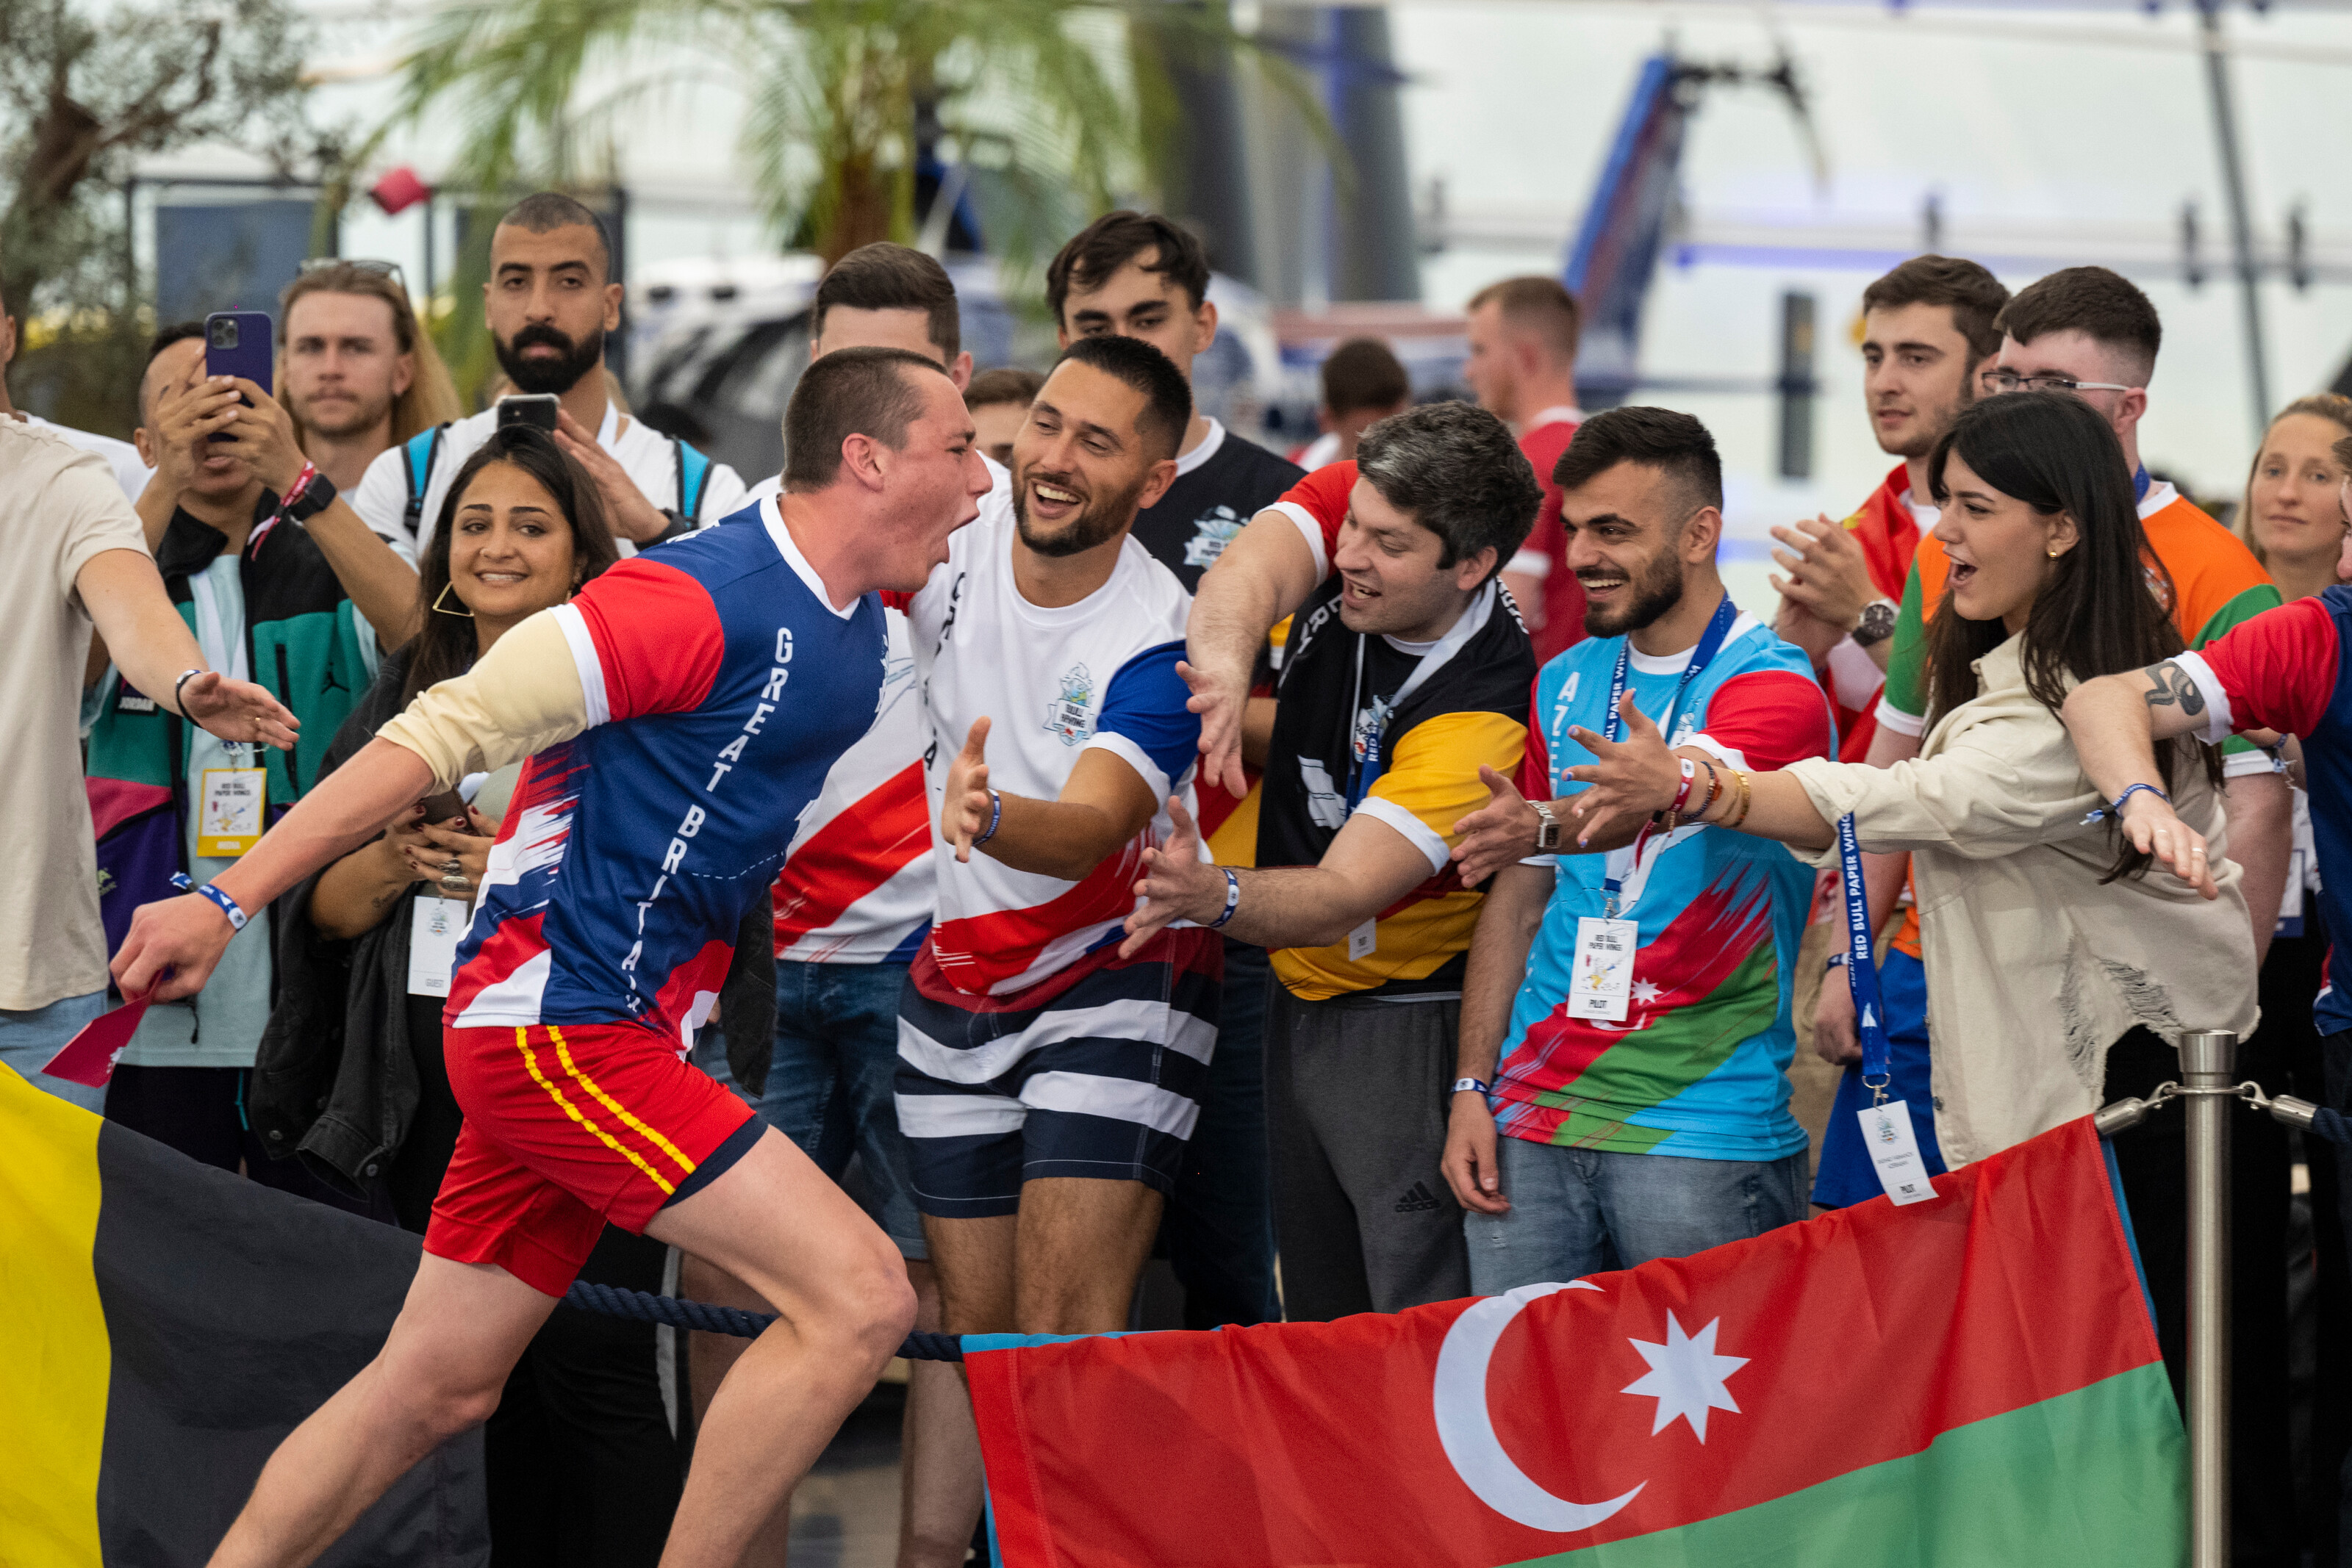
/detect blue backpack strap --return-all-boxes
[402,423,449,535]
[674,436,714,521]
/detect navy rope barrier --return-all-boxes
[2312,1106,2352,1148]
[562,1279,964,1362]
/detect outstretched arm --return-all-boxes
[2059,661,2227,896]
[1186,510,1321,796]
[1564,692,1835,850]
[942,717,1163,882]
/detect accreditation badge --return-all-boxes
[1568,916,1638,1022]
[1860,1099,1938,1206]
[407,896,472,998]
[196,766,267,857]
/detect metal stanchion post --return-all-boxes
[2179,1027,2236,1568]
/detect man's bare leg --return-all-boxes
[645,1126,916,1568]
[208,1256,558,1568]
[898,1258,986,1568]
[678,1254,793,1565]
[918,1213,1019,1559]
[1012,1178,1164,1333]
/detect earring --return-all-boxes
[432,583,475,618]
[2046,547,2060,559]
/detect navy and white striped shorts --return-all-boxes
[894,929,1223,1218]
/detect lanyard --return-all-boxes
[1837,811,1893,1101]
[1344,581,1495,808]
[2132,466,2151,504]
[1598,595,1737,917]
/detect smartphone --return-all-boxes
[416,790,468,826]
[204,312,273,397]
[497,394,562,434]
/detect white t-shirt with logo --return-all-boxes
[351,401,749,564]
[903,503,1200,996]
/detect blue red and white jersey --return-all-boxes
[906,503,1202,996]
[2178,586,2352,1031]
[1496,607,1835,1159]
[448,496,889,1043]
[766,461,1015,964]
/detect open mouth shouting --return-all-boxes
[1946,553,1979,593]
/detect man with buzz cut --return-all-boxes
[1130,401,1539,1318]
[1046,209,1302,1330]
[351,191,746,561]
[111,343,992,1568]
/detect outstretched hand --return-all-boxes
[1452,766,1542,885]
[178,671,300,751]
[1563,692,1681,846]
[1120,794,1219,957]
[2117,792,2220,899]
[1182,658,1251,800]
[944,716,993,863]
[113,893,233,1001]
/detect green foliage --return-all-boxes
[0,0,314,434]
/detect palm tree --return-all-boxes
[381,0,1302,270]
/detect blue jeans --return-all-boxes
[1464,1134,1810,1294]
[1813,949,1947,1208]
[698,960,925,1259]
[0,990,107,1113]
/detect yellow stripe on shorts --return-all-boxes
[548,1026,698,1176]
[512,1026,676,1198]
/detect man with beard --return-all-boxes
[1122,402,1538,1320]
[351,193,746,558]
[893,335,1213,1348]
[1437,408,1833,1292]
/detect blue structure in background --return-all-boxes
[154,201,316,326]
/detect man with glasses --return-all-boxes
[277,260,462,495]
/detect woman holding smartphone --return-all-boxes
[251,426,692,1565]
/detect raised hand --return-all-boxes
[1563,692,1681,846]
[176,670,301,751]
[1181,658,1251,799]
[2117,791,2220,899]
[944,716,994,863]
[1451,765,1543,885]
[1120,794,1219,957]
[554,409,670,543]
[1769,512,1877,635]
[219,376,309,495]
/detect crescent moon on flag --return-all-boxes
[1431,1281,1646,1533]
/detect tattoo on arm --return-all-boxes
[2142,661,2206,717]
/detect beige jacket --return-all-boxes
[1785,634,2259,1167]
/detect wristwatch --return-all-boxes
[1852,599,1899,648]
[650,508,695,545]
[1532,799,1563,852]
[282,467,337,523]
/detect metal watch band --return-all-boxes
[1532,799,1562,851]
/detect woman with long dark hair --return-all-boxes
[251,426,694,1565]
[1566,391,2254,1154]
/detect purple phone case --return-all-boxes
[204,312,275,398]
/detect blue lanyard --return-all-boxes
[1597,595,1738,916]
[1837,811,1893,1100]
[2132,466,2151,504]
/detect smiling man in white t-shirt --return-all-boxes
[350,193,746,561]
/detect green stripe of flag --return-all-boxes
[1507,1364,2184,1568]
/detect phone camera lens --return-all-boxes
[211,320,238,349]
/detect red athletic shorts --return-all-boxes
[425,1020,756,1296]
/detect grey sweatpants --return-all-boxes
[1265,985,1471,1320]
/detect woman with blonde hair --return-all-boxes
[2235,392,2352,603]
[276,261,463,491]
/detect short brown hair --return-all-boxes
[815,243,960,362]
[1046,211,1211,325]
[1321,337,1410,417]
[1996,266,2162,384]
[967,365,1044,411]
[276,263,464,448]
[1860,255,2010,367]
[1466,276,1580,371]
[781,345,950,492]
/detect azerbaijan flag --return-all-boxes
[968,1117,2184,1567]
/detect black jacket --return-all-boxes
[249,648,778,1195]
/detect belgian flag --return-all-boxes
[0,1063,487,1565]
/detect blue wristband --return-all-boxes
[193,881,248,932]
[973,788,1003,848]
[1207,868,1241,929]
[2095,782,2173,824]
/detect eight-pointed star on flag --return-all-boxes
[1623,1312,1748,1442]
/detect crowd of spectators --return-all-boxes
[10,195,2352,1567]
